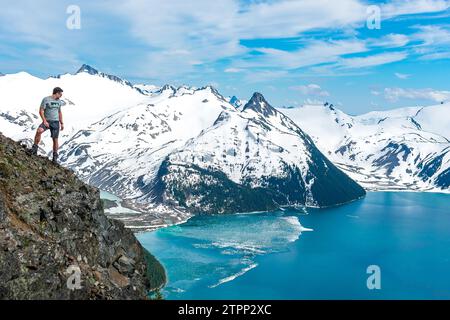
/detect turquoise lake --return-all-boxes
[137,192,450,299]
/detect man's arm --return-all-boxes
[59,110,64,131]
[39,107,49,128]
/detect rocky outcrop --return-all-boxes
[0,133,166,299]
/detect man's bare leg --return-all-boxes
[52,138,59,163]
[30,127,45,155]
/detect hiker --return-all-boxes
[30,87,66,163]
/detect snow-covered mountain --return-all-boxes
[280,102,450,191]
[2,65,448,228]
[55,83,234,226]
[58,85,231,200]
[149,93,365,214]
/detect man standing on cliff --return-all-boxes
[29,87,66,163]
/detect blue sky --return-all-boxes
[1,0,450,114]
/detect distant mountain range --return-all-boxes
[1,65,448,227]
[281,102,450,191]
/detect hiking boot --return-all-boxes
[52,152,58,164]
[29,144,38,156]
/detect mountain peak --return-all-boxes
[242,92,277,117]
[195,85,227,102]
[162,84,176,90]
[75,64,138,91]
[250,92,266,103]
[158,84,177,94]
[76,64,99,75]
[198,85,219,94]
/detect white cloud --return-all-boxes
[394,72,410,79]
[230,24,450,73]
[238,39,368,70]
[303,98,326,105]
[119,0,244,77]
[412,25,450,46]
[418,51,450,60]
[409,25,450,60]
[371,90,381,96]
[224,68,244,73]
[370,34,410,48]
[234,0,366,39]
[384,87,450,102]
[108,0,369,77]
[291,84,330,97]
[382,0,450,18]
[251,24,450,73]
[338,52,407,69]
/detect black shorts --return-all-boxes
[39,121,60,138]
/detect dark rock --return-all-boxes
[40,178,54,190]
[108,266,130,288]
[0,133,166,300]
[0,195,5,222]
[242,92,277,118]
[113,255,136,276]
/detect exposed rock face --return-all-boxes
[0,133,166,299]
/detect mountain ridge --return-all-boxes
[76,64,142,93]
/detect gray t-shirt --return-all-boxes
[40,96,66,121]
